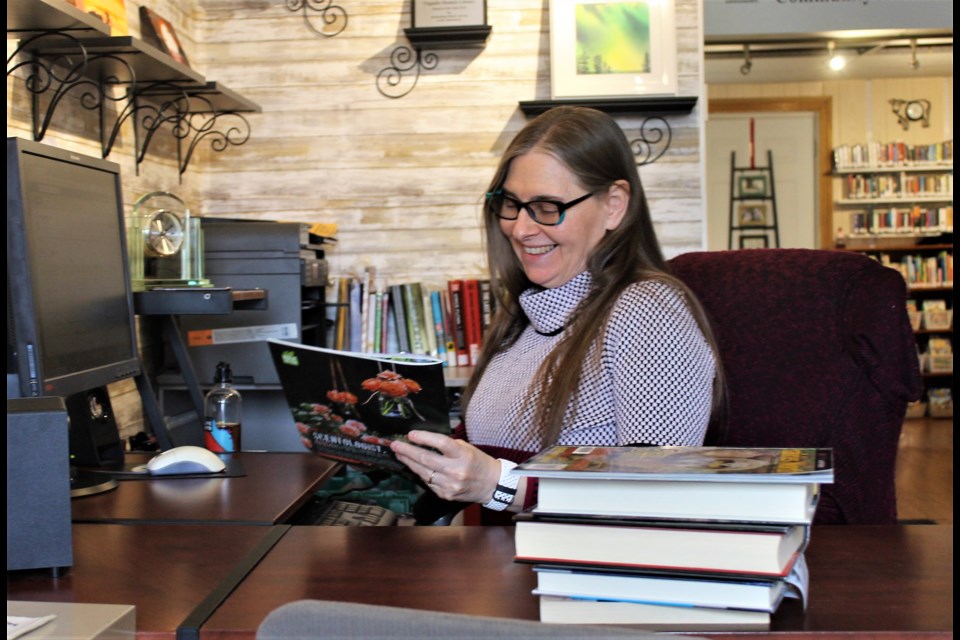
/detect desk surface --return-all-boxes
[6,524,282,638]
[70,452,339,525]
[7,525,952,639]
[203,524,953,639]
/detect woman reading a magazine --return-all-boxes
[391,106,723,523]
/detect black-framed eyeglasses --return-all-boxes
[485,189,595,226]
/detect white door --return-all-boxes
[706,114,818,250]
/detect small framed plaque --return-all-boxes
[413,0,487,28]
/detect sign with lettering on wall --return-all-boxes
[413,0,486,28]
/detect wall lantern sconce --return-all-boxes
[890,98,931,130]
[376,0,490,99]
[285,0,347,38]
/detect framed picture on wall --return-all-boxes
[738,175,768,198]
[737,202,769,227]
[84,0,128,35]
[739,235,769,249]
[413,0,486,27]
[549,0,678,99]
[140,7,190,68]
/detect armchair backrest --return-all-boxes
[668,249,922,524]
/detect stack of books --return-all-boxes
[511,445,834,630]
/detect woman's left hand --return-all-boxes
[390,430,501,503]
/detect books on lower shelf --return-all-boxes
[329,275,496,366]
[512,445,825,630]
[514,445,832,524]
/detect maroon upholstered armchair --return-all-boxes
[667,249,922,525]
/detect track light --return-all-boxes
[740,44,752,76]
[910,38,920,70]
[827,42,846,71]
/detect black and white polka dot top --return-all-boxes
[464,271,715,455]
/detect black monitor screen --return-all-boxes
[7,137,141,398]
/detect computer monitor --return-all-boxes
[6,137,141,474]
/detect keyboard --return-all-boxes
[315,499,398,526]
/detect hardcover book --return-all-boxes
[514,517,808,578]
[267,339,449,474]
[515,446,832,523]
[536,596,771,629]
[533,566,788,612]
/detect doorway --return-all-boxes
[707,98,834,250]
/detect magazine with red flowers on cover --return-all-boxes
[267,338,450,474]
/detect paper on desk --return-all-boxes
[7,615,55,640]
[783,553,810,611]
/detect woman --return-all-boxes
[391,106,722,521]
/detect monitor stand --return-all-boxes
[70,467,118,498]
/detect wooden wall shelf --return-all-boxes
[404,26,491,50]
[6,0,261,176]
[518,96,698,117]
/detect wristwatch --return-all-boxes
[483,459,520,511]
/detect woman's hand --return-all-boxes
[390,430,501,504]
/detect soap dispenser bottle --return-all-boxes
[203,361,242,452]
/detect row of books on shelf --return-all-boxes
[847,206,953,236]
[875,252,953,288]
[330,271,495,367]
[832,140,953,170]
[510,445,834,629]
[841,173,952,199]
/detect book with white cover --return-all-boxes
[537,596,771,629]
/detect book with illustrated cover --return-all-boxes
[515,445,833,483]
[515,446,831,523]
[267,339,450,474]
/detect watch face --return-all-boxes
[905,101,925,121]
[144,209,185,257]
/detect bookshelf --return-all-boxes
[842,240,953,419]
[833,142,953,419]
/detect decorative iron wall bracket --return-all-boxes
[7,0,260,176]
[376,25,491,99]
[284,0,348,38]
[518,96,698,165]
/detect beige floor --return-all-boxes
[896,417,953,524]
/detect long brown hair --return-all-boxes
[461,106,724,446]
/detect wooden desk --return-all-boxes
[202,525,953,639]
[6,524,284,639]
[6,525,952,639]
[71,452,339,525]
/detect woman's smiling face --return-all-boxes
[498,149,628,288]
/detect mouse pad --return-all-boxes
[105,455,246,480]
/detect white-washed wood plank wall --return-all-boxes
[7,0,705,436]
[191,0,707,286]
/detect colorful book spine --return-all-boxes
[463,279,482,366]
[403,282,428,355]
[448,280,470,366]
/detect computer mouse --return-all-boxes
[145,446,227,476]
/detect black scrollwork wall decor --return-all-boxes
[376,45,438,99]
[7,32,136,153]
[628,116,671,166]
[285,0,347,38]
